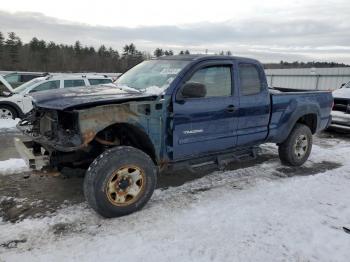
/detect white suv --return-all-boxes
[0,74,112,119]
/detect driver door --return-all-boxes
[171,61,239,160]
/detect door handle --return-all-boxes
[226,105,236,113]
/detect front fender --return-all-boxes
[76,102,162,161]
[78,103,141,145]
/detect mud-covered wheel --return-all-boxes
[84,146,157,218]
[0,105,17,119]
[278,123,313,166]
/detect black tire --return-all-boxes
[278,123,313,166]
[83,146,157,218]
[0,105,17,119]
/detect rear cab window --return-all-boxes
[64,79,86,88]
[88,79,112,85]
[238,64,262,95]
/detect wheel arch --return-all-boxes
[0,101,24,118]
[279,112,319,143]
[296,113,318,134]
[93,122,158,164]
[271,102,321,144]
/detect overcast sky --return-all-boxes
[1,0,350,63]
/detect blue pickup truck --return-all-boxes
[16,55,333,218]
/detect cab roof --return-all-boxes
[156,54,260,64]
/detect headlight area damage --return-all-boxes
[18,109,82,152]
[16,102,160,170]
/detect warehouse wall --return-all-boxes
[265,67,350,90]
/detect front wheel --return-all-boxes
[84,146,157,218]
[0,105,17,119]
[278,123,313,166]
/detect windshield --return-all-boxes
[14,77,46,93]
[116,60,189,94]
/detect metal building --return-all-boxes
[265,67,350,90]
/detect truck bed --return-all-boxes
[269,86,331,94]
[267,87,333,143]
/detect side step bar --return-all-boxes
[165,146,260,171]
[14,138,49,170]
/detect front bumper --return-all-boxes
[14,138,49,170]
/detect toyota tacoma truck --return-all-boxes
[15,55,333,218]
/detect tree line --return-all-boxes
[264,60,349,69]
[0,32,193,73]
[0,31,348,73]
[0,32,149,73]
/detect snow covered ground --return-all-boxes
[0,119,19,132]
[0,158,28,175]
[0,134,350,261]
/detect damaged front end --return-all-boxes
[15,101,162,170]
[17,108,82,152]
[15,108,85,170]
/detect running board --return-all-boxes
[166,147,259,171]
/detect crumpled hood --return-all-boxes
[30,85,157,110]
[333,88,350,99]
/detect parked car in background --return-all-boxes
[0,74,112,119]
[2,72,47,88]
[329,81,350,131]
[82,72,122,81]
[340,81,350,89]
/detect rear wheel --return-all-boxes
[83,146,157,218]
[278,123,313,166]
[0,105,17,119]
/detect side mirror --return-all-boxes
[178,82,207,100]
[341,83,346,88]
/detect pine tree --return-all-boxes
[164,50,173,56]
[74,41,82,55]
[154,48,164,57]
[29,37,40,51]
[98,45,108,57]
[5,32,20,67]
[123,43,137,57]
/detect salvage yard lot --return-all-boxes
[0,120,350,261]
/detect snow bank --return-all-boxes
[0,118,19,131]
[0,158,29,175]
[1,137,350,261]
